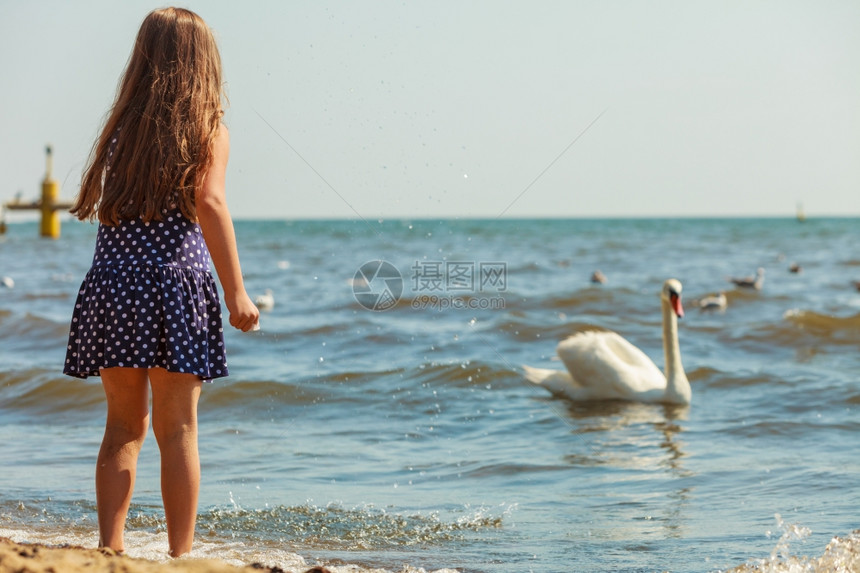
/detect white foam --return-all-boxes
[0,527,308,569]
[0,527,464,572]
[722,516,860,573]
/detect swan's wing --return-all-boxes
[523,365,593,401]
[556,331,666,398]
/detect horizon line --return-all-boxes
[4,213,857,224]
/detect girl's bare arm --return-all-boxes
[195,126,259,332]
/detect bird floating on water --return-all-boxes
[698,291,727,311]
[523,279,691,405]
[254,289,275,310]
[729,267,765,290]
[590,270,607,284]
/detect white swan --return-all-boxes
[523,279,691,405]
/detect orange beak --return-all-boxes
[670,292,684,318]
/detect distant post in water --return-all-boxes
[3,145,73,238]
[40,146,61,238]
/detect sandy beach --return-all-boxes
[0,537,335,573]
[4,531,860,573]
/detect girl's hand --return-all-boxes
[226,291,260,333]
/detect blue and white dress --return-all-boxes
[64,207,228,382]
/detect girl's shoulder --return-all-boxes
[212,123,230,156]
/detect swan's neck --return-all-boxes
[661,299,691,404]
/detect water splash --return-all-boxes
[766,513,812,566]
[199,502,503,551]
[726,514,860,573]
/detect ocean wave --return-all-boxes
[408,360,514,389]
[0,360,522,421]
[721,418,857,440]
[782,308,860,338]
[0,311,69,343]
[311,360,518,394]
[0,363,519,419]
[18,291,72,301]
[0,370,386,419]
[536,286,639,312]
[724,309,860,350]
[201,379,334,410]
[2,496,503,553]
[199,502,503,551]
[458,461,569,479]
[702,370,784,390]
[0,369,103,419]
[0,502,489,572]
[725,515,860,573]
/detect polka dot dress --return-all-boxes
[64,209,228,382]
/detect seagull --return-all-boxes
[729,267,765,290]
[590,270,608,284]
[698,291,727,311]
[1,276,13,289]
[253,289,275,311]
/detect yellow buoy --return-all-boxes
[40,146,61,238]
[4,145,72,238]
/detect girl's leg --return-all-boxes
[149,367,203,557]
[97,367,151,552]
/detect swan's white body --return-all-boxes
[524,279,691,405]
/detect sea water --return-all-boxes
[1,217,859,572]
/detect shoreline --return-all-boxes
[4,532,860,573]
[0,537,335,573]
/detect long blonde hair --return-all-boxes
[71,7,224,225]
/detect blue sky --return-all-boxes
[2,1,859,219]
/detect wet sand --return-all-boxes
[0,537,333,573]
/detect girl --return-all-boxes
[64,7,259,557]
